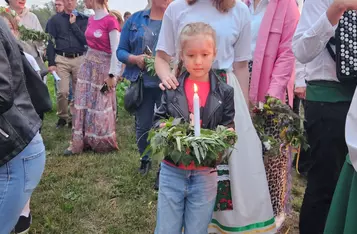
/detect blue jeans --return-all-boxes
[155,162,217,234]
[0,132,46,234]
[135,87,162,161]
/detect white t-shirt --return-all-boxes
[156,0,252,70]
[249,0,269,57]
[24,52,41,73]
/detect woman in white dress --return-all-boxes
[155,0,275,233]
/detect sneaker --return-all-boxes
[56,118,67,129]
[138,159,152,175]
[14,213,32,234]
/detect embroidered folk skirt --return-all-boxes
[71,49,118,153]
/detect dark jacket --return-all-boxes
[153,70,235,130]
[0,18,41,167]
[45,12,88,66]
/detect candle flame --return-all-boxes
[194,83,198,93]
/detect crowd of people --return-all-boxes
[0,0,357,233]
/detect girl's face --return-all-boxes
[8,0,26,11]
[181,34,216,80]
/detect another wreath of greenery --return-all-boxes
[0,6,53,45]
[252,96,308,157]
[143,118,237,167]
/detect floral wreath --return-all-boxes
[0,6,53,44]
[251,96,309,172]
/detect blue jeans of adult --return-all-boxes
[0,132,46,234]
[155,162,217,234]
[136,87,162,161]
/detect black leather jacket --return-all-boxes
[153,70,235,130]
[0,19,41,167]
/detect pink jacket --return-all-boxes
[245,0,300,106]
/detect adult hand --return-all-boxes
[105,77,117,90]
[294,87,306,99]
[69,13,77,24]
[160,73,179,90]
[48,66,57,73]
[134,54,149,70]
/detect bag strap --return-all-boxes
[326,37,336,62]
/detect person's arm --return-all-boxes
[152,91,169,128]
[293,0,346,64]
[45,18,57,69]
[155,5,179,89]
[232,10,252,105]
[268,0,300,100]
[221,87,235,129]
[0,37,14,114]
[70,15,87,45]
[233,61,249,106]
[108,30,122,76]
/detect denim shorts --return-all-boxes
[0,132,46,234]
[155,162,217,234]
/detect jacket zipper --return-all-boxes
[0,128,9,138]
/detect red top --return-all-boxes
[85,15,121,54]
[165,78,211,170]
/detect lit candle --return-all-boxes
[193,83,200,137]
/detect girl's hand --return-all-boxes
[159,123,166,128]
[227,128,235,132]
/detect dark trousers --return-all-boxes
[299,100,350,234]
[135,87,162,161]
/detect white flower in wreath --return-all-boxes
[263,140,272,151]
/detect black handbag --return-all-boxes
[124,75,143,114]
[20,49,52,114]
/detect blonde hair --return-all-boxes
[186,0,235,13]
[110,10,124,27]
[176,22,217,77]
[0,12,18,31]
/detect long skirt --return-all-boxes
[71,49,118,153]
[324,156,357,234]
[208,71,276,234]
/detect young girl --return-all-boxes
[153,22,235,234]
[64,0,121,155]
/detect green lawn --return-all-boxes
[28,78,305,233]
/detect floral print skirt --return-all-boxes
[71,49,118,153]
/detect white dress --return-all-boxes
[156,0,275,233]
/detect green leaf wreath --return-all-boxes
[143,118,237,167]
[0,6,53,45]
[252,96,308,157]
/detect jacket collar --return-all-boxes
[173,70,223,126]
[143,9,151,18]
[176,70,220,95]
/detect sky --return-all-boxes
[25,0,149,13]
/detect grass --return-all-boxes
[29,78,306,233]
